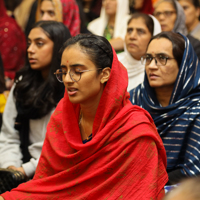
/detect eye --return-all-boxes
[127,28,133,34]
[48,11,55,17]
[27,42,31,48]
[158,55,167,61]
[36,42,44,47]
[74,68,82,74]
[146,56,152,61]
[137,29,145,35]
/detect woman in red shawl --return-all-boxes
[0,34,168,199]
[0,0,26,88]
[36,0,80,37]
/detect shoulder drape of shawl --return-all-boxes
[130,34,200,176]
[36,0,80,37]
[2,47,168,199]
[0,0,26,79]
[87,0,130,38]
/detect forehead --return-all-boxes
[28,27,49,40]
[147,38,173,55]
[61,45,95,66]
[179,0,194,6]
[128,17,148,30]
[155,1,175,11]
[41,0,54,10]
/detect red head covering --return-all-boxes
[138,0,154,14]
[2,46,168,199]
[36,0,80,37]
[0,0,26,79]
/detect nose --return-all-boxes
[147,58,158,69]
[63,70,73,83]
[130,30,137,39]
[41,12,51,21]
[27,43,35,54]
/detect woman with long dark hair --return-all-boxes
[0,21,71,180]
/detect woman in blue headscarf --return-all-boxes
[129,31,200,185]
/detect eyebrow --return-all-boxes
[60,64,86,69]
[146,53,170,57]
[28,37,46,41]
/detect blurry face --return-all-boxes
[179,0,200,28]
[102,0,117,16]
[154,2,177,31]
[40,0,57,21]
[27,27,54,78]
[61,45,106,105]
[125,17,152,60]
[145,38,179,89]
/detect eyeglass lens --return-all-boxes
[55,68,81,82]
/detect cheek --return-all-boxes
[39,47,53,64]
[139,37,150,53]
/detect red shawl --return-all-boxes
[139,0,154,14]
[61,0,80,37]
[0,0,26,79]
[2,48,168,199]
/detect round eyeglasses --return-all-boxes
[54,68,102,83]
[141,55,175,66]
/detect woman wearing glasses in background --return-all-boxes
[0,21,71,191]
[129,31,200,185]
[0,34,168,199]
[153,0,200,60]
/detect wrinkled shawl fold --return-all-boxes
[2,48,168,199]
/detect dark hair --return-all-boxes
[4,0,22,12]
[148,31,185,67]
[127,12,154,36]
[14,21,71,118]
[60,34,113,71]
[177,0,200,8]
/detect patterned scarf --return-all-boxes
[130,34,200,176]
[2,48,168,199]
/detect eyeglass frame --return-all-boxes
[54,68,102,83]
[154,11,176,18]
[141,54,176,66]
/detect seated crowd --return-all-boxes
[0,0,200,199]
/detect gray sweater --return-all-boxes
[0,86,54,178]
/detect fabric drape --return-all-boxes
[0,0,26,79]
[36,0,80,37]
[129,34,200,177]
[2,47,168,199]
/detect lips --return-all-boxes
[29,58,37,64]
[149,73,159,80]
[67,87,78,96]
[127,43,138,48]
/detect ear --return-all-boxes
[196,7,200,18]
[100,67,111,84]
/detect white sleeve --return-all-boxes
[0,85,23,168]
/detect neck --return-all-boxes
[108,14,115,26]
[154,86,174,107]
[80,85,104,139]
[187,20,199,33]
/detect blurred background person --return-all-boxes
[163,177,200,200]
[0,21,71,191]
[88,0,130,52]
[0,0,26,90]
[129,0,154,14]
[154,0,200,60]
[36,0,80,36]
[178,0,200,41]
[118,13,161,91]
